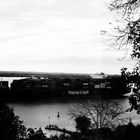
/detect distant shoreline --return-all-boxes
[0,70,120,78]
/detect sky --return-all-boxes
[0,0,135,74]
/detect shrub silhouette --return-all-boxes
[75,115,91,133]
[0,101,26,140]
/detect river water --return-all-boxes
[9,97,140,137]
[2,77,75,135]
[3,77,140,136]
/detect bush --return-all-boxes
[0,101,26,140]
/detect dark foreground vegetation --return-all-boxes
[1,101,140,140]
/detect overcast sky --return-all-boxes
[0,0,135,74]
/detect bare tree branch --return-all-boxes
[109,0,140,18]
[68,100,127,129]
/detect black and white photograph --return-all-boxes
[1,0,140,140]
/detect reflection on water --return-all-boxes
[9,97,140,136]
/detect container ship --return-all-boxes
[0,72,130,100]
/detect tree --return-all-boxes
[69,100,126,129]
[107,0,140,113]
[0,102,26,140]
[108,0,140,55]
[120,67,140,113]
[27,127,47,140]
[75,115,91,133]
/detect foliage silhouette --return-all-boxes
[27,127,47,140]
[75,115,91,133]
[0,101,26,140]
[69,100,127,129]
[108,0,140,113]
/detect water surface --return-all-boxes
[9,97,140,136]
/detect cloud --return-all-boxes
[0,0,129,74]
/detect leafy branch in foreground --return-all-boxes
[0,102,26,140]
[109,0,140,18]
[107,0,140,114]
